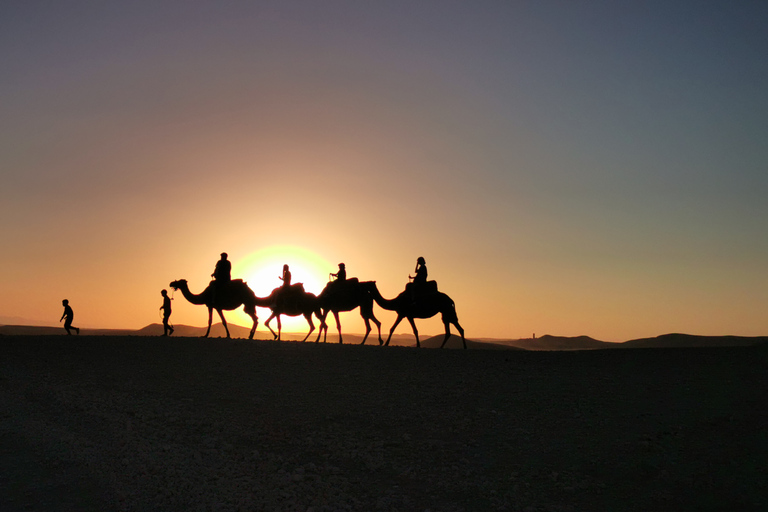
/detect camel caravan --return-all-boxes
[169,254,466,349]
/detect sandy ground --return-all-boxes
[1,335,766,512]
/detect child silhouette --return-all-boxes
[60,299,80,335]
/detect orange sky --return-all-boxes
[2,2,767,341]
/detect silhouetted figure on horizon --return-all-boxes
[160,289,173,336]
[367,281,466,349]
[170,279,260,339]
[60,299,79,335]
[408,256,428,301]
[317,274,383,345]
[331,262,346,282]
[211,252,232,301]
[261,283,326,342]
[326,262,348,297]
[280,264,292,288]
[212,252,232,283]
[410,257,427,285]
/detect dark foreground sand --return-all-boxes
[1,336,766,512]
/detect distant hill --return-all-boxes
[0,315,56,327]
[312,332,417,346]
[2,324,766,350]
[0,324,151,337]
[498,335,614,351]
[420,334,525,350]
[619,333,768,349]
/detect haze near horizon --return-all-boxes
[2,1,767,341]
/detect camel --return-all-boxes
[258,284,326,342]
[315,279,383,345]
[367,281,466,349]
[169,279,259,339]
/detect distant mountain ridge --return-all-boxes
[1,324,766,350]
[621,333,768,349]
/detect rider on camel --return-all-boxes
[409,256,428,301]
[211,252,232,300]
[280,264,292,287]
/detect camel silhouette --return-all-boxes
[169,279,259,339]
[367,282,466,349]
[315,279,383,345]
[259,284,326,342]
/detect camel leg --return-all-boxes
[360,303,384,345]
[372,313,383,346]
[407,317,420,348]
[360,307,382,345]
[301,313,315,342]
[217,309,230,338]
[264,313,279,340]
[246,309,259,340]
[317,310,328,336]
[276,315,282,341]
[440,320,452,348]
[453,320,466,349]
[315,310,328,343]
[361,317,371,345]
[385,315,405,346]
[442,308,465,349]
[204,307,213,338]
[333,311,343,344]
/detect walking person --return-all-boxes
[160,289,174,336]
[60,299,80,335]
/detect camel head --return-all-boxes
[169,279,187,290]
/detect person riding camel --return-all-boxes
[211,252,232,301]
[409,256,428,301]
[212,252,232,283]
[279,264,292,288]
[331,262,347,282]
[327,262,347,295]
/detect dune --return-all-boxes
[496,334,613,351]
[620,333,768,349]
[1,335,766,511]
[6,323,765,351]
[419,334,524,350]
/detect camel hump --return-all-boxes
[347,277,359,285]
[278,283,304,299]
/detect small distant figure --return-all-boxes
[280,264,292,287]
[212,252,232,283]
[160,289,174,336]
[330,262,346,282]
[60,299,80,335]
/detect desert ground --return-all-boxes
[1,335,766,511]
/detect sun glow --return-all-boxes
[230,245,334,335]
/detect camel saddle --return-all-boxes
[330,277,358,293]
[405,280,438,296]
[213,278,245,292]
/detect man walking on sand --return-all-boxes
[160,289,174,336]
[60,299,80,335]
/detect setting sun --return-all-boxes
[231,245,334,334]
